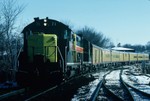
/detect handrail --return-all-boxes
[56,46,65,73]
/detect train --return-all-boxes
[17,17,149,86]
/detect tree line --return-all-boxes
[123,42,150,53]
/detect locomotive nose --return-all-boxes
[27,33,58,63]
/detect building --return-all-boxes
[111,47,135,52]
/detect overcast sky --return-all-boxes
[18,0,150,46]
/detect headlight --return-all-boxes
[44,23,47,26]
[44,19,47,22]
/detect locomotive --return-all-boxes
[17,17,91,86]
[17,17,149,86]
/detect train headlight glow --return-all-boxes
[44,19,47,22]
[44,23,47,26]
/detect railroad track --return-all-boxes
[90,69,126,101]
[80,67,150,101]
[0,86,56,101]
[0,88,26,100]
[89,69,111,101]
[121,69,150,100]
[25,73,95,101]
[0,80,65,101]
[25,85,58,101]
[0,81,70,101]
[0,72,95,101]
[90,80,124,101]
[125,84,150,101]
[103,69,134,101]
[2,67,149,101]
[0,82,67,101]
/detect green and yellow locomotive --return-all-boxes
[17,17,91,86]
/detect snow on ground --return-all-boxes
[71,70,109,101]
[105,70,121,86]
[72,79,99,101]
[129,75,150,85]
[122,69,150,94]
[72,65,150,100]
[105,70,120,80]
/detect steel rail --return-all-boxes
[120,68,134,101]
[0,88,26,100]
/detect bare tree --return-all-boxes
[0,18,5,56]
[0,0,24,81]
[76,26,114,48]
